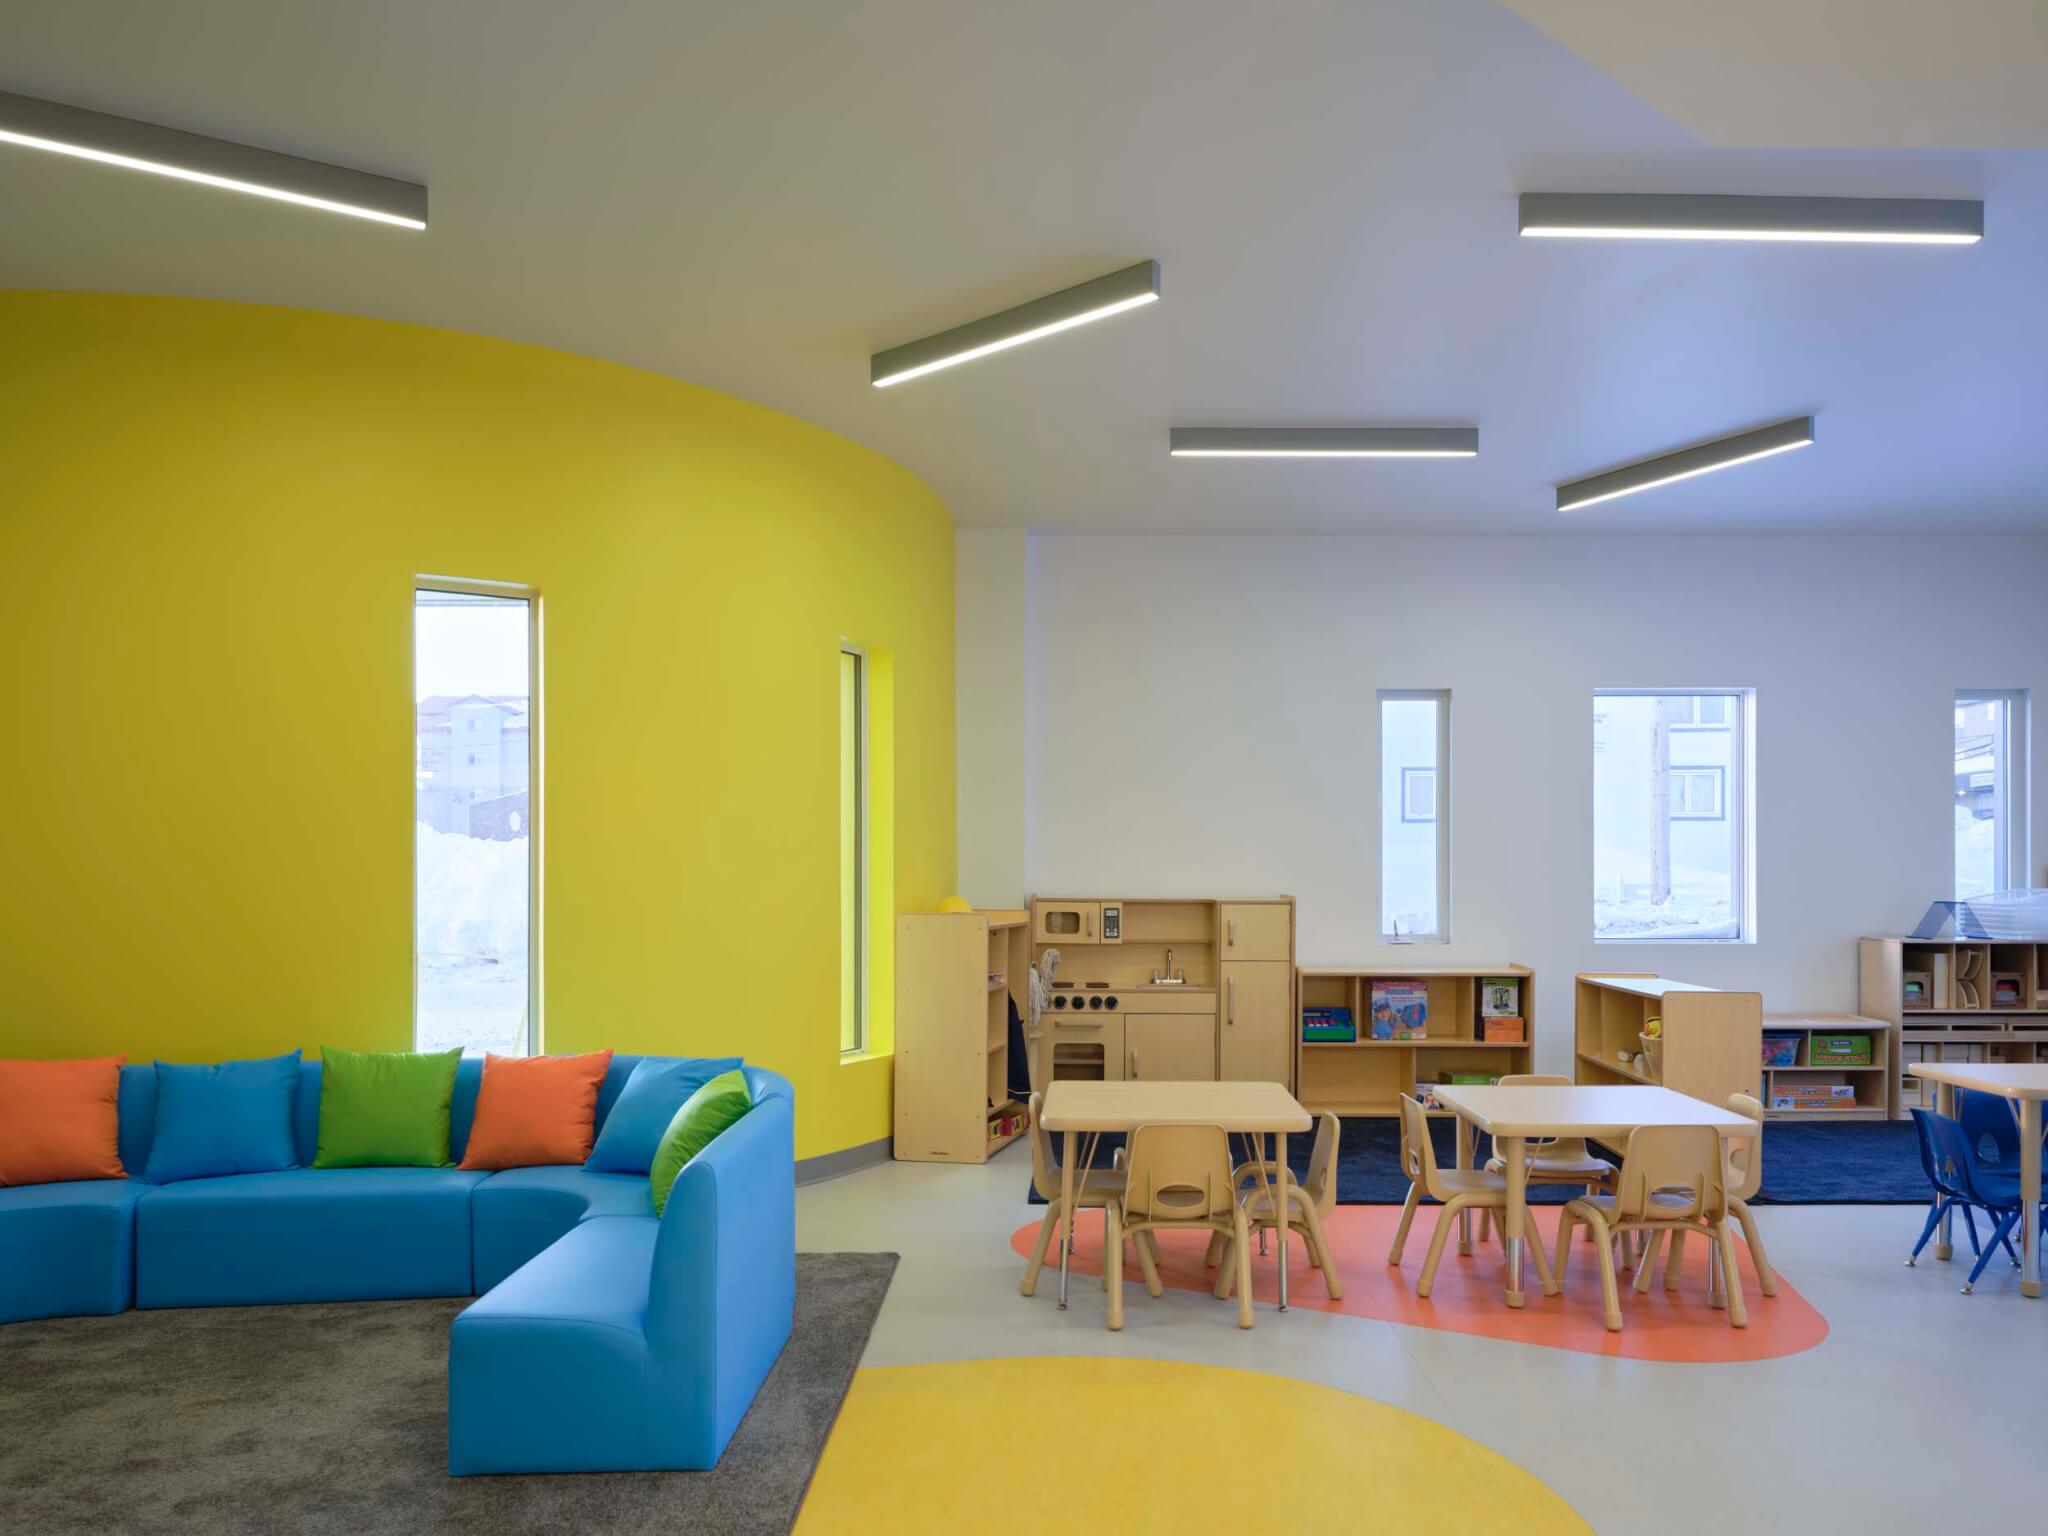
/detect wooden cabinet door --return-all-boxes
[1033,901,1101,945]
[1220,961,1293,1086]
[1125,1013,1216,1082]
[1219,903,1291,962]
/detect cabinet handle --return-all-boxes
[1228,977,1235,1025]
[1227,918,1235,947]
[1086,910,1093,937]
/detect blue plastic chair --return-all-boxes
[1958,1088,2022,1173]
[1907,1109,2022,1293]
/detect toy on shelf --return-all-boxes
[1370,979,1429,1040]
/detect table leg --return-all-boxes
[1057,1128,1078,1310]
[1275,1131,1290,1312]
[1935,1083,1955,1262]
[2021,1098,2042,1300]
[1501,1133,1527,1308]
[1455,1114,1474,1257]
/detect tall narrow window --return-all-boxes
[415,585,535,1055]
[1594,690,1751,942]
[1380,690,1449,942]
[841,646,868,1053]
[1955,690,2029,898]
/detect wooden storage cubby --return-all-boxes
[1294,964,1534,1117]
[1574,974,1761,1108]
[894,910,1031,1163]
[1759,1013,1891,1122]
[1862,936,2048,1119]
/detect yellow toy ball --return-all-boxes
[937,896,973,914]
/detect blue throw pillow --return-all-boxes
[144,1051,302,1184]
[585,1056,743,1174]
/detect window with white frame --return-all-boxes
[1381,691,1449,941]
[840,646,868,1054]
[1955,690,2029,899]
[1594,690,1751,942]
[415,584,536,1055]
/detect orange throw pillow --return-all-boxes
[459,1050,614,1171]
[0,1055,129,1187]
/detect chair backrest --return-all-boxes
[1918,1107,2013,1207]
[1026,1091,1057,1201]
[1302,1111,1341,1215]
[1909,1108,1970,1200]
[1723,1093,1764,1201]
[1498,1074,1571,1088]
[1498,1074,1578,1154]
[1122,1123,1235,1225]
[1397,1094,1442,1197]
[1612,1125,1727,1224]
[1958,1088,2021,1172]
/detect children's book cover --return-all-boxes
[1370,980,1429,1039]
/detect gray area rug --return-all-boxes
[0,1251,898,1535]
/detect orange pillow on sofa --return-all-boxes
[0,1055,129,1187]
[459,1050,614,1170]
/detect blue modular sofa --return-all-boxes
[0,1055,796,1474]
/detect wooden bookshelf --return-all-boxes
[893,910,1031,1163]
[1861,936,2048,1119]
[1294,964,1534,1117]
[1759,1013,1891,1122]
[1574,974,1761,1109]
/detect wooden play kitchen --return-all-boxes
[1294,963,1535,1118]
[1028,896,1297,1092]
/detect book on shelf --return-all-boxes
[1481,1016,1524,1043]
[1370,980,1429,1040]
[1479,977,1521,1017]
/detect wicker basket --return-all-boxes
[1638,1031,1663,1082]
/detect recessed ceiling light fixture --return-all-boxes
[1169,427,1478,458]
[1556,417,1814,512]
[871,261,1159,387]
[1519,193,1980,245]
[0,89,427,229]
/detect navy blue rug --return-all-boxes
[1025,1116,1928,1206]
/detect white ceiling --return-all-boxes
[2,0,2044,534]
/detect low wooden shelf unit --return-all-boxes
[1574,973,1761,1110]
[1862,935,2048,1118]
[1295,964,1534,1117]
[894,909,1031,1164]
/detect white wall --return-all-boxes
[960,533,2048,1077]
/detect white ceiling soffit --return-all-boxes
[1498,0,2048,149]
[1,1,2045,535]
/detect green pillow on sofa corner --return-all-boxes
[649,1069,753,1216]
[314,1046,463,1168]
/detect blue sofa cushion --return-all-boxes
[0,1179,148,1324]
[137,1167,485,1307]
[586,1056,743,1173]
[471,1165,654,1293]
[144,1051,301,1184]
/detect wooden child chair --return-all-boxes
[1020,1091,1159,1299]
[1205,1111,1345,1300]
[1633,1094,1777,1305]
[1475,1074,1617,1245]
[1109,1123,1254,1330]
[1553,1124,1745,1332]
[1390,1094,1554,1299]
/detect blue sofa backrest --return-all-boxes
[113,1052,745,1173]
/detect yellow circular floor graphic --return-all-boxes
[796,1356,1589,1534]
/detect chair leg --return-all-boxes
[1106,1205,1124,1331]
[1524,1203,1558,1297]
[1907,1196,1948,1266]
[1965,1211,2020,1293]
[1213,1236,1237,1300]
[1714,1220,1747,1327]
[1633,1228,1663,1294]
[1388,1182,1423,1265]
[1587,1214,1622,1331]
[1664,1228,1687,1292]
[1022,1201,1062,1297]
[1734,1201,1779,1297]
[1418,1196,1465,1298]
[1203,1231,1225,1268]
[1300,1207,1343,1300]
[1134,1224,1164,1298]
[1708,1230,1726,1309]
[1552,1205,1578,1292]
[1233,1211,1255,1329]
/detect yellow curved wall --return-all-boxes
[0,292,955,1160]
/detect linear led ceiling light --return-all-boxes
[0,89,427,229]
[1169,427,1478,458]
[871,260,1159,387]
[1556,417,1814,512]
[1519,193,1980,245]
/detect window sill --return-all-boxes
[838,1049,893,1067]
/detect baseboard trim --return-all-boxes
[797,1136,893,1186]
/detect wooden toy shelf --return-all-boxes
[1295,964,1533,1117]
[894,910,1031,1163]
[1758,1013,1891,1122]
[1574,974,1761,1109]
[1861,936,2048,1118]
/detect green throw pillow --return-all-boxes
[649,1069,752,1216]
[313,1046,462,1168]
